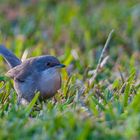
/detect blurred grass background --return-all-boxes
[0,0,140,139]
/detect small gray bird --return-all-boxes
[0,45,65,103]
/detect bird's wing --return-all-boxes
[6,56,46,81]
[6,60,33,82]
[0,45,22,68]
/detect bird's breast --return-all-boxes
[38,68,61,98]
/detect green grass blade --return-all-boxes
[25,92,40,115]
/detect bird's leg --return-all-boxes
[17,95,22,105]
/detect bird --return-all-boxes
[0,45,65,103]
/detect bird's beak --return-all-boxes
[55,64,66,68]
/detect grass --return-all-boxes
[0,0,140,139]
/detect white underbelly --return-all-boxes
[38,68,61,97]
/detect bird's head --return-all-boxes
[34,55,65,71]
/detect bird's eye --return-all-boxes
[46,62,51,66]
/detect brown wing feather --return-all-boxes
[6,60,33,81]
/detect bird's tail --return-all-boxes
[0,45,21,68]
